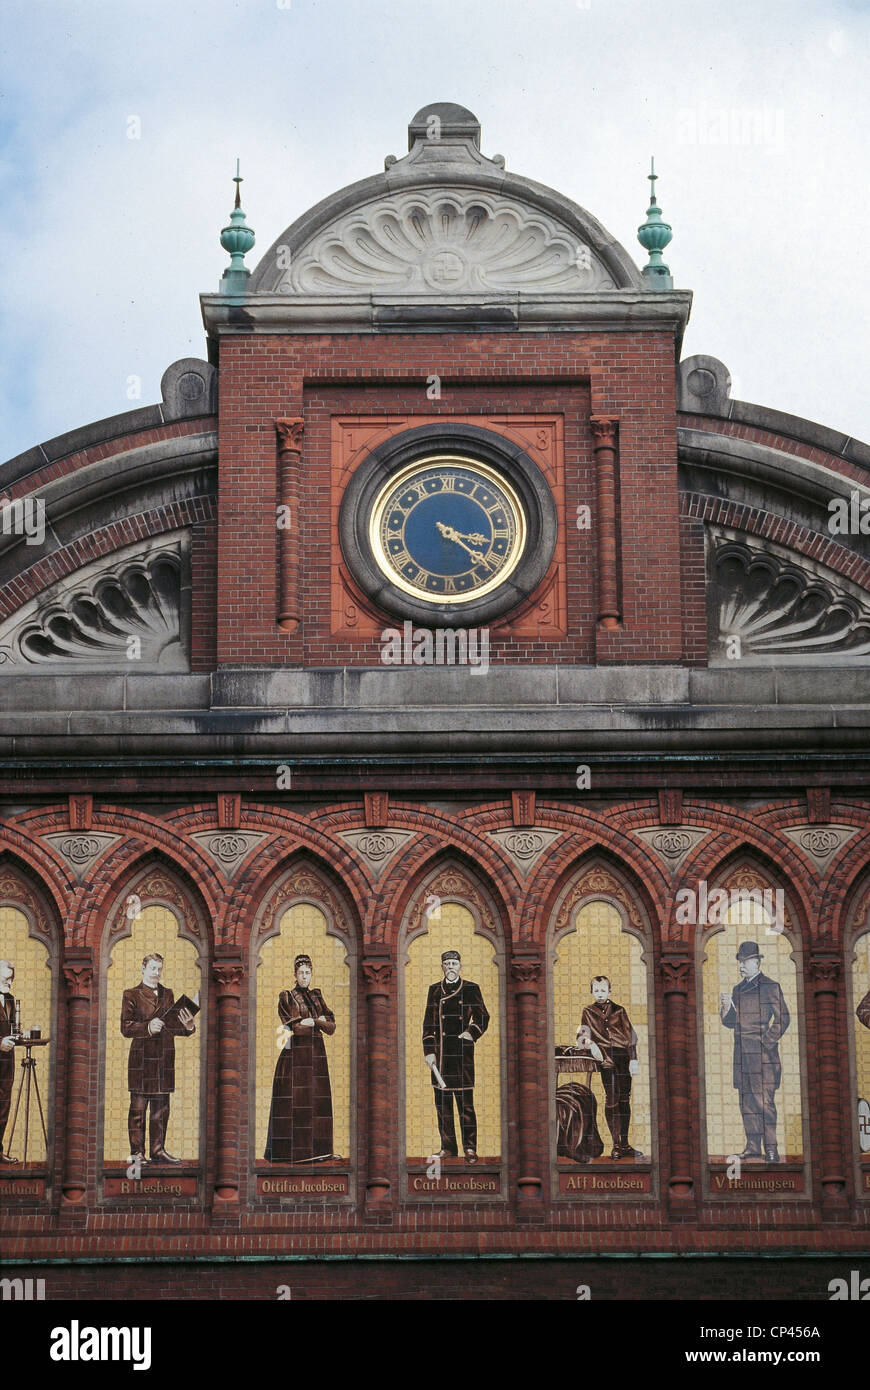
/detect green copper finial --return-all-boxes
[220,159,256,296]
[637,156,673,290]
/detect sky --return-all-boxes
[1,0,868,461]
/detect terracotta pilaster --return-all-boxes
[212,954,244,1202]
[809,950,848,1216]
[660,952,696,1212]
[362,956,394,1207]
[275,417,304,632]
[590,414,620,629]
[61,950,94,1204]
[511,957,544,1206]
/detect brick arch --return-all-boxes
[812,831,870,944]
[681,842,812,950]
[544,852,655,960]
[217,814,370,947]
[71,814,223,950]
[377,842,514,951]
[842,864,870,954]
[98,851,214,958]
[527,828,666,954]
[679,492,870,595]
[0,854,64,950]
[241,849,362,960]
[0,497,215,624]
[0,829,74,927]
[82,847,215,959]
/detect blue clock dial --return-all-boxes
[370,457,526,604]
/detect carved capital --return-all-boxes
[63,959,94,997]
[589,415,618,449]
[660,956,691,994]
[362,959,394,993]
[276,417,304,456]
[511,959,542,991]
[212,961,244,994]
[809,954,840,991]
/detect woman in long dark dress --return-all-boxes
[264,955,336,1163]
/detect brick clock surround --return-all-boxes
[2,104,870,1301]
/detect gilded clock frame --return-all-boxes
[369,454,528,605]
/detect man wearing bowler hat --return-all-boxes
[720,941,790,1163]
[423,950,489,1164]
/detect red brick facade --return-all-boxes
[2,107,869,1302]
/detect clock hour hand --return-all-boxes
[435,521,493,568]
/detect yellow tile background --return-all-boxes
[852,932,870,1145]
[0,906,52,1164]
[702,903,802,1159]
[553,900,651,1154]
[254,904,350,1161]
[405,904,501,1159]
[104,907,202,1162]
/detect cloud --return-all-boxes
[2,0,869,459]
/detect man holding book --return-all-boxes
[120,952,197,1165]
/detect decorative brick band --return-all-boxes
[679,492,870,593]
[0,496,216,620]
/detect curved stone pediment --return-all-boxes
[246,104,644,299]
[262,188,617,297]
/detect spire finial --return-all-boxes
[637,155,673,290]
[220,159,256,298]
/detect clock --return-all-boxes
[369,456,526,604]
[339,423,558,626]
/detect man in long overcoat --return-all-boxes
[423,950,489,1163]
[720,941,790,1163]
[121,952,195,1164]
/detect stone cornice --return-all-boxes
[200,290,693,342]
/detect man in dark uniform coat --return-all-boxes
[0,960,19,1162]
[579,976,643,1160]
[423,950,489,1163]
[121,952,195,1164]
[720,941,790,1163]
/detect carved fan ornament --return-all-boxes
[271,190,616,297]
[257,868,352,941]
[0,871,53,942]
[0,539,187,669]
[109,871,202,941]
[709,535,870,663]
[554,866,646,937]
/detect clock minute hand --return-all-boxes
[435,521,493,568]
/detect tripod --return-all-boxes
[6,1038,49,1165]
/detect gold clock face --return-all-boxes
[369,455,527,605]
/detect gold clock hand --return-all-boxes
[435,521,492,551]
[435,523,493,569]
